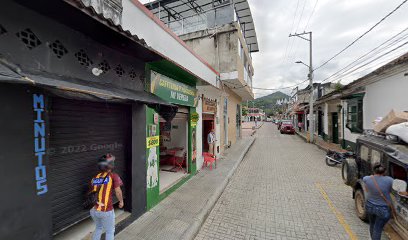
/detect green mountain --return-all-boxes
[245,91,290,116]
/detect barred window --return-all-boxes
[346,98,363,133]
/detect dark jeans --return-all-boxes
[366,201,391,240]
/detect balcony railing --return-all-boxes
[164,4,234,36]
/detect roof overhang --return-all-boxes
[14,0,162,63]
[0,62,173,107]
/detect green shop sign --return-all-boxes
[150,71,198,107]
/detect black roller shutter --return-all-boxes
[48,98,131,234]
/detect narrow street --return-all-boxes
[196,123,372,240]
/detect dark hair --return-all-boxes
[98,153,115,171]
[373,162,386,174]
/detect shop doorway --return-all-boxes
[159,107,189,193]
[48,98,132,235]
[236,104,241,139]
[332,112,339,144]
[202,114,215,153]
[318,110,323,136]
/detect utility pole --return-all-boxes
[289,31,314,143]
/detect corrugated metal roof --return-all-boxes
[65,0,148,46]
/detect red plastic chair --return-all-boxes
[174,150,187,173]
[202,152,216,170]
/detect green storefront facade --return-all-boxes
[145,61,199,209]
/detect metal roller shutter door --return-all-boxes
[48,98,131,234]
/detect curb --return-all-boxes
[295,131,307,142]
[295,132,328,152]
[182,137,256,240]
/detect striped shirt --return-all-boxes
[91,172,123,212]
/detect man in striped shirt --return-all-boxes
[90,154,123,240]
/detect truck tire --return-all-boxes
[355,189,368,222]
[342,158,357,186]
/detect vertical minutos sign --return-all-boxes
[33,94,48,195]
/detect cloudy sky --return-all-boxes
[249,0,408,97]
[141,0,408,98]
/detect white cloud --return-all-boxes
[249,0,408,97]
[139,0,408,97]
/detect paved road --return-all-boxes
[195,123,374,240]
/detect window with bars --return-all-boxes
[346,98,363,133]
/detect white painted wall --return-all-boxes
[323,103,329,135]
[196,97,204,170]
[363,71,408,129]
[161,119,187,149]
[122,0,218,86]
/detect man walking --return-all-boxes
[207,129,216,155]
[90,154,124,240]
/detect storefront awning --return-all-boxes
[0,64,174,107]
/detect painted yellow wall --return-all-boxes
[220,86,242,151]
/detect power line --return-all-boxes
[294,0,306,33]
[223,78,309,91]
[323,40,408,84]
[304,0,319,31]
[322,32,408,83]
[251,79,309,91]
[283,0,300,61]
[287,0,307,62]
[320,26,408,83]
[314,0,408,71]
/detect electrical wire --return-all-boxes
[252,79,308,91]
[283,0,300,61]
[304,0,319,31]
[320,26,408,83]
[225,78,309,92]
[314,0,408,71]
[294,0,306,34]
[287,0,307,62]
[323,40,408,84]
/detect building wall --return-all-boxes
[1,3,152,238]
[323,103,329,135]
[121,0,218,87]
[0,84,52,240]
[0,1,146,92]
[363,69,408,129]
[180,23,239,74]
[180,23,254,100]
[195,97,204,170]
[225,86,242,147]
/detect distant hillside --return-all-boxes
[246,91,290,116]
[256,91,289,102]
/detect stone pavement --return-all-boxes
[196,123,379,240]
[116,136,255,240]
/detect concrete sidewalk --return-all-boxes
[242,121,264,130]
[116,137,256,240]
[296,131,346,153]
